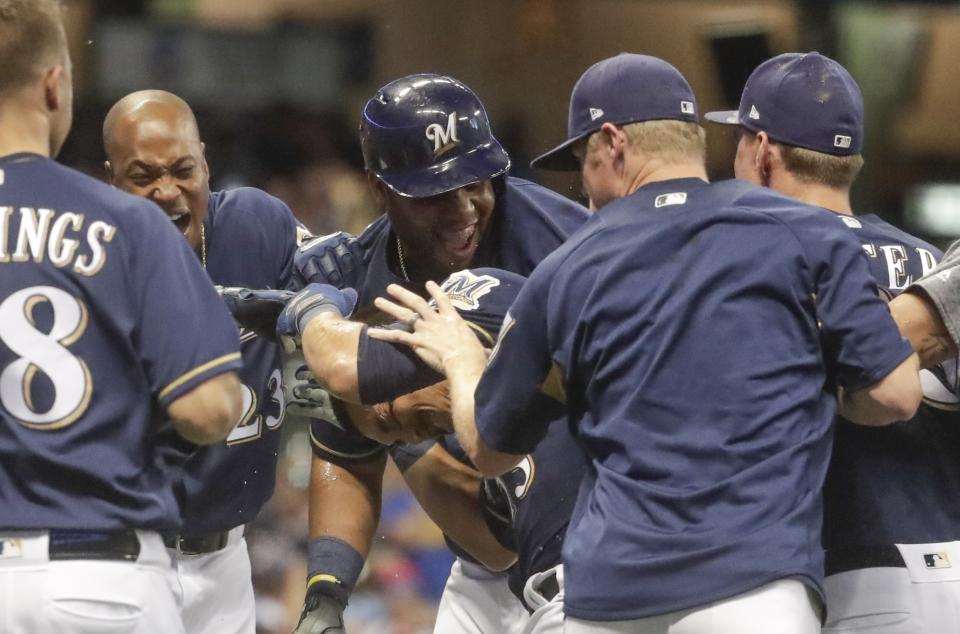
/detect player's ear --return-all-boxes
[199,142,210,178]
[104,160,115,184]
[755,131,773,185]
[42,64,65,112]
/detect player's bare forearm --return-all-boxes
[168,371,243,445]
[890,291,958,368]
[308,454,385,555]
[838,352,922,425]
[301,313,364,403]
[403,444,517,571]
[447,360,523,477]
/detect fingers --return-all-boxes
[425,281,457,317]
[366,326,416,345]
[373,296,416,323]
[384,283,440,319]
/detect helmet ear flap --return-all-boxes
[359,74,511,199]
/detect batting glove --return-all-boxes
[292,586,346,634]
[276,284,358,352]
[217,286,295,341]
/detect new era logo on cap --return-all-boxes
[589,107,604,121]
[748,105,760,120]
[834,134,852,149]
[680,101,694,114]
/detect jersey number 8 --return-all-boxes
[0,286,92,430]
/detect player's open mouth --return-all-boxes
[168,211,191,235]
[436,223,478,256]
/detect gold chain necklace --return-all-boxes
[201,223,207,269]
[395,235,410,282]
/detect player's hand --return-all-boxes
[292,586,346,634]
[368,282,487,377]
[293,231,366,289]
[282,350,343,424]
[276,284,358,352]
[217,286,295,341]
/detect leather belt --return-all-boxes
[48,529,141,561]
[825,544,906,576]
[162,529,233,555]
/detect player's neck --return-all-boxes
[624,158,708,197]
[772,171,853,216]
[0,106,53,159]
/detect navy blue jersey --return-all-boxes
[474,178,915,620]
[174,188,303,534]
[823,214,953,560]
[301,176,588,464]
[0,153,241,531]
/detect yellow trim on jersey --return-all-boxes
[309,425,384,460]
[465,322,495,347]
[307,573,341,588]
[540,362,567,404]
[158,352,242,400]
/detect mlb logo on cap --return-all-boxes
[531,53,699,171]
[705,52,864,157]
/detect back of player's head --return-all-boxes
[532,53,702,171]
[706,52,865,187]
[0,0,68,95]
[359,74,511,198]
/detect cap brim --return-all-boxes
[704,110,740,126]
[530,132,591,172]
[379,140,511,198]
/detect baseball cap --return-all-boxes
[531,53,699,171]
[704,52,864,156]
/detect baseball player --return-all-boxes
[102,90,309,634]
[242,267,586,633]
[706,51,960,633]
[0,2,243,632]
[288,74,589,633]
[369,53,922,634]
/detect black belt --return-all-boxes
[825,544,906,576]
[48,529,141,562]
[162,529,234,555]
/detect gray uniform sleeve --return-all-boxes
[910,240,960,346]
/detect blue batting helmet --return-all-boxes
[359,74,511,198]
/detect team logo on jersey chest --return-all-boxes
[426,112,460,159]
[440,270,500,311]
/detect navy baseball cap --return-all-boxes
[705,52,864,156]
[531,53,699,171]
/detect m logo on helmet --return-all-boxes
[426,112,461,159]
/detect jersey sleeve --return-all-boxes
[474,267,566,455]
[267,194,311,291]
[909,240,960,348]
[800,216,914,391]
[130,202,242,408]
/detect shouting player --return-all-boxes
[706,51,960,634]
[370,53,922,634]
[0,2,242,633]
[289,74,589,633]
[102,90,307,634]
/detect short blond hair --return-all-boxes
[0,0,67,94]
[588,119,706,164]
[779,144,864,189]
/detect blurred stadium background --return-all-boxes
[58,1,960,632]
